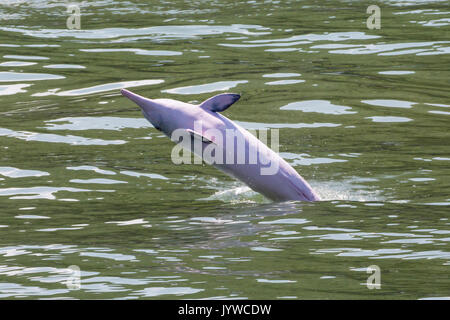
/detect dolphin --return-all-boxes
[121,88,320,202]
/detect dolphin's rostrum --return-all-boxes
[121,88,320,202]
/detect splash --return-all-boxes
[310,179,385,202]
[198,178,269,204]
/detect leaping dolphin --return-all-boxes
[121,89,320,202]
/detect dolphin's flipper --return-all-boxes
[199,93,240,112]
[186,129,215,144]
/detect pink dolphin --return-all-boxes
[121,89,320,202]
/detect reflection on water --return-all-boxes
[0,71,64,82]
[80,48,182,56]
[0,61,37,67]
[280,100,356,115]
[0,0,448,299]
[325,41,448,55]
[263,73,301,78]
[0,24,270,40]
[162,80,248,95]
[366,116,413,123]
[0,127,127,145]
[378,71,415,75]
[43,64,86,69]
[3,55,49,60]
[265,79,305,85]
[0,167,49,178]
[361,100,416,108]
[70,178,128,185]
[44,117,151,131]
[67,166,116,175]
[33,79,164,96]
[0,186,93,200]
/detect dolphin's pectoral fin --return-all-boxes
[186,129,215,144]
[199,93,240,112]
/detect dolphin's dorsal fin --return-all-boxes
[199,93,240,112]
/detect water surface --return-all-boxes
[0,0,449,299]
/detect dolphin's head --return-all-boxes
[121,89,167,132]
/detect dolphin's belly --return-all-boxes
[211,134,320,202]
[214,157,319,202]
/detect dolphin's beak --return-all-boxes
[121,89,148,109]
[121,88,164,131]
[120,88,164,114]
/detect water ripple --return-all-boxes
[162,80,247,95]
[0,186,93,200]
[281,100,356,115]
[0,127,127,145]
[33,79,164,97]
[0,166,49,178]
[80,48,182,56]
[0,71,64,82]
[0,24,269,40]
[44,117,150,131]
[0,84,31,95]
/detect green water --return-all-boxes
[0,0,449,299]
